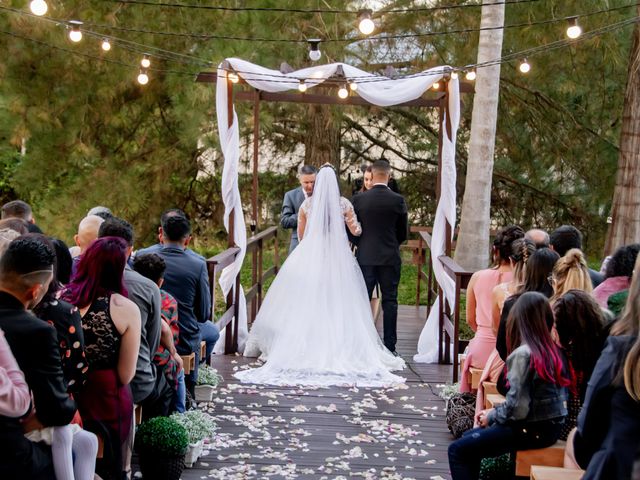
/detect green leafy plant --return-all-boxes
[170,410,217,444]
[136,416,188,456]
[197,364,222,387]
[438,383,461,401]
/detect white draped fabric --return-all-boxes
[214,58,459,358]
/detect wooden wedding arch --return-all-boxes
[196,62,473,381]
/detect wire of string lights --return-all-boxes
[106,0,540,15]
[1,15,637,86]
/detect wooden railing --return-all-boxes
[206,227,280,354]
[206,247,241,353]
[414,229,474,383]
[245,226,279,326]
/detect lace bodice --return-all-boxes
[82,295,121,370]
[299,196,362,236]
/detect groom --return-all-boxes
[352,160,408,354]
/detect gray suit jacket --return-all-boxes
[280,187,305,253]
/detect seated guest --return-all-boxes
[525,228,550,249]
[87,206,112,220]
[0,227,21,257]
[549,248,593,303]
[133,253,186,413]
[592,243,640,309]
[32,235,88,394]
[137,215,218,395]
[550,225,603,288]
[553,290,605,440]
[565,255,640,479]
[0,329,30,418]
[98,217,174,419]
[71,214,104,262]
[0,237,87,480]
[460,225,523,392]
[51,238,73,285]
[63,237,141,479]
[1,199,42,233]
[449,292,570,479]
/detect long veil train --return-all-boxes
[235,166,405,387]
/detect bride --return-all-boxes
[236,165,405,387]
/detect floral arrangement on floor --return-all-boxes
[197,364,222,387]
[136,416,189,456]
[437,382,460,401]
[170,410,217,444]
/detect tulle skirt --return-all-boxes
[236,231,405,388]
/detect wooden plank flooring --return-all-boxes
[138,306,455,480]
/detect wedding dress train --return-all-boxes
[235,167,405,387]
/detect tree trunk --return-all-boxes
[454,0,505,270]
[604,8,640,256]
[304,104,341,169]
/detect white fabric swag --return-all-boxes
[214,58,460,357]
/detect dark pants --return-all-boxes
[140,366,176,420]
[360,264,401,352]
[448,418,564,480]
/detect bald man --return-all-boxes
[72,214,104,256]
[525,228,550,249]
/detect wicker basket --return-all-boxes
[138,450,185,480]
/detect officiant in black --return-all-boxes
[351,160,408,354]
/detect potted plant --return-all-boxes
[135,416,188,479]
[195,364,222,402]
[170,410,217,467]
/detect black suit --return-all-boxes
[352,185,408,352]
[0,291,77,480]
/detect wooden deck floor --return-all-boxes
[145,306,455,479]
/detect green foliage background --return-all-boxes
[0,0,632,259]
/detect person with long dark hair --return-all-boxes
[62,237,140,480]
[565,255,640,479]
[553,290,605,440]
[448,292,570,480]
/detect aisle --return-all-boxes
[180,306,454,479]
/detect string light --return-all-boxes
[298,79,307,92]
[348,80,358,91]
[519,58,531,73]
[140,54,151,68]
[228,72,239,83]
[308,39,321,62]
[432,82,440,90]
[566,17,582,39]
[358,9,375,35]
[338,84,349,99]
[137,68,149,85]
[68,21,83,42]
[29,0,48,16]
[101,38,112,51]
[465,70,476,81]
[451,71,459,79]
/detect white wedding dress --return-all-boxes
[236,167,405,387]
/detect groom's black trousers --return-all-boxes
[360,264,401,352]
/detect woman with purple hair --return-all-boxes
[63,237,140,480]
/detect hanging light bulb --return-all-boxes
[298,79,307,93]
[29,0,48,16]
[101,38,112,51]
[358,9,375,35]
[140,54,151,68]
[338,84,349,99]
[432,82,440,90]
[68,21,83,43]
[451,71,459,80]
[308,39,322,62]
[137,69,149,85]
[228,72,239,83]
[519,58,531,74]
[465,70,476,81]
[566,17,582,39]
[348,80,358,91]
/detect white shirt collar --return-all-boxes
[373,182,389,188]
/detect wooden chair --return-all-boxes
[516,441,566,477]
[469,367,483,390]
[181,352,196,375]
[482,381,498,396]
[530,465,584,480]
[485,393,506,409]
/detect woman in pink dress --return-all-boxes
[459,225,524,392]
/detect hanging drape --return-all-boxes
[215,58,459,356]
